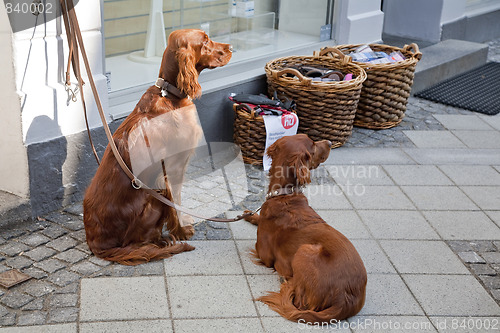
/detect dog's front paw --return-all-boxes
[180,214,195,227]
[243,210,259,225]
[176,224,195,240]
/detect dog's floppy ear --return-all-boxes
[291,151,311,185]
[176,46,202,99]
[266,142,279,160]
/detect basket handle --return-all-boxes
[403,43,422,61]
[235,103,259,119]
[273,68,312,85]
[313,47,352,65]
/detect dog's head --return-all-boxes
[266,134,332,186]
[160,29,232,99]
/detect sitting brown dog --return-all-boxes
[245,134,367,323]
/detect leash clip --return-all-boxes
[131,178,143,190]
[65,83,78,103]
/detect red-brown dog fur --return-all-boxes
[83,29,232,265]
[245,134,367,323]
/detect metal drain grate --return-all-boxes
[0,269,31,289]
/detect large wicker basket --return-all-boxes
[233,103,271,165]
[318,43,422,129]
[265,50,366,147]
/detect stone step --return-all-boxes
[0,191,32,229]
[412,39,489,93]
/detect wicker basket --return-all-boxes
[317,44,422,129]
[265,50,366,147]
[233,103,295,165]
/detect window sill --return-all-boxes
[108,39,337,120]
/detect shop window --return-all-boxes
[103,0,333,92]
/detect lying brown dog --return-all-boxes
[245,134,367,323]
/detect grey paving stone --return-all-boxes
[245,274,281,317]
[447,240,474,252]
[402,186,478,210]
[48,293,78,308]
[439,165,500,186]
[33,258,67,274]
[423,211,500,240]
[175,318,263,333]
[327,165,394,186]
[469,263,497,276]
[40,225,68,239]
[54,249,88,264]
[351,240,396,274]
[358,210,439,240]
[318,210,372,239]
[403,148,500,165]
[24,246,57,262]
[47,269,81,287]
[461,186,500,210]
[22,267,48,280]
[21,298,45,311]
[168,275,257,319]
[45,213,84,231]
[344,186,415,210]
[452,130,500,149]
[349,316,437,332]
[403,274,500,316]
[164,241,243,276]
[429,316,500,333]
[479,275,500,290]
[325,148,415,165]
[0,312,16,326]
[47,307,79,323]
[433,114,493,130]
[5,256,34,270]
[69,261,101,276]
[46,236,79,252]
[134,261,164,276]
[0,291,34,309]
[0,242,30,256]
[304,185,352,210]
[383,164,453,186]
[17,233,51,247]
[17,310,47,326]
[80,276,170,321]
[380,240,469,274]
[21,280,56,297]
[458,251,486,264]
[357,274,423,316]
[403,131,466,148]
[88,256,112,267]
[81,320,173,333]
[482,252,500,264]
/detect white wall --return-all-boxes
[334,0,384,44]
[383,0,466,42]
[0,5,29,197]
[13,0,109,146]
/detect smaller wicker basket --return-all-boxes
[318,43,422,129]
[265,49,366,147]
[233,103,297,165]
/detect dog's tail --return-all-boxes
[91,241,195,266]
[258,282,350,324]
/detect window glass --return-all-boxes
[104,0,331,92]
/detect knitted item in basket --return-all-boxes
[265,50,366,147]
[319,44,422,129]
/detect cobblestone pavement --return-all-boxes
[0,39,499,330]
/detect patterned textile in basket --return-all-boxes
[265,50,366,147]
[318,44,422,129]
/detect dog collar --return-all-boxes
[265,186,304,200]
[154,78,188,99]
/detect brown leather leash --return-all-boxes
[59,0,254,223]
